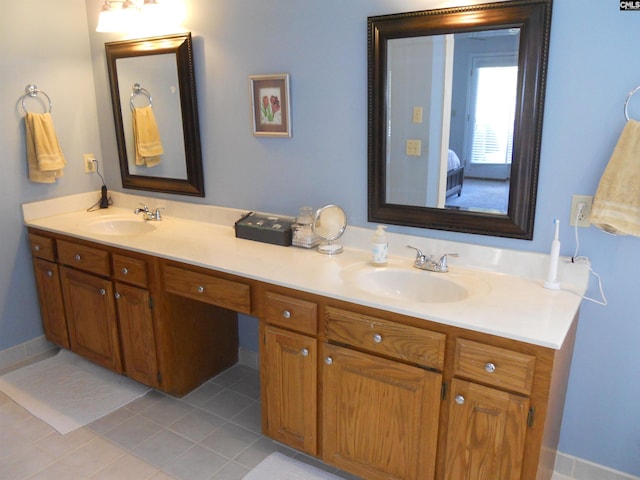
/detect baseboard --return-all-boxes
[554,452,639,480]
[0,336,57,375]
[238,347,259,371]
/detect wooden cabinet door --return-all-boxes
[60,267,122,373]
[263,326,317,455]
[32,258,69,349]
[115,282,158,387]
[322,343,442,480]
[444,378,529,480]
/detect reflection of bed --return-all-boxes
[446,149,464,198]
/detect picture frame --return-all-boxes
[249,74,291,137]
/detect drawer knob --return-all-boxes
[34,244,41,252]
[121,267,129,275]
[115,292,121,299]
[74,254,81,262]
[485,362,497,373]
[373,333,382,343]
[46,270,53,277]
[99,288,106,296]
[301,348,309,357]
[455,395,465,405]
[197,285,205,293]
[325,356,333,365]
[282,310,291,319]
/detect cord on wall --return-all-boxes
[86,158,112,212]
[568,203,607,306]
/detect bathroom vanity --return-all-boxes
[23,192,588,480]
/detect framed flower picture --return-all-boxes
[249,74,291,137]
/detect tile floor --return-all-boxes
[3,353,624,480]
[0,359,359,480]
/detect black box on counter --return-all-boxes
[234,212,294,246]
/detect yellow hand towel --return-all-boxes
[590,119,640,236]
[132,106,163,167]
[25,112,66,183]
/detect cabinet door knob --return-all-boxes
[34,244,41,252]
[99,288,106,296]
[197,285,205,293]
[121,268,129,275]
[325,356,333,365]
[46,270,53,277]
[485,362,496,373]
[301,348,309,357]
[455,395,465,405]
[282,310,291,319]
[115,292,121,299]
[373,333,382,343]
[74,254,81,262]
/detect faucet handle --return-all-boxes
[406,245,427,266]
[134,204,149,215]
[153,207,165,221]
[438,253,459,270]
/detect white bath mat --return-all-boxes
[243,452,342,480]
[0,349,149,434]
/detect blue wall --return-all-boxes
[0,0,637,475]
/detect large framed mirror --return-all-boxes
[106,33,204,196]
[368,0,552,239]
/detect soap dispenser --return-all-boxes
[371,225,388,266]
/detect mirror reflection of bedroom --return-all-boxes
[385,28,518,215]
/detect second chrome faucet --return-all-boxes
[406,245,458,273]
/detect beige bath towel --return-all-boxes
[25,112,66,183]
[132,106,163,167]
[590,119,640,236]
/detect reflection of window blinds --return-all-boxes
[470,65,517,165]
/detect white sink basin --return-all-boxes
[341,262,488,304]
[83,217,156,236]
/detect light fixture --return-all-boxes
[96,0,186,34]
[96,0,138,33]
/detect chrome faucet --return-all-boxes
[134,204,163,221]
[406,245,458,273]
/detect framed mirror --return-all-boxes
[105,33,204,196]
[368,0,552,239]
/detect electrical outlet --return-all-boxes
[406,139,422,156]
[569,194,593,227]
[412,106,423,124]
[84,154,96,173]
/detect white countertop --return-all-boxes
[23,191,590,349]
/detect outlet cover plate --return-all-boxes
[570,194,593,227]
[406,139,421,156]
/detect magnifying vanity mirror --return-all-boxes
[368,0,552,239]
[313,205,347,254]
[105,33,205,196]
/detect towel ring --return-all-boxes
[20,84,52,114]
[130,83,153,111]
[623,85,640,121]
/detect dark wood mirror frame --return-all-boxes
[368,0,552,239]
[106,33,205,197]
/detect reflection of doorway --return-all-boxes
[464,56,517,180]
[445,178,509,213]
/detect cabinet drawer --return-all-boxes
[454,339,536,395]
[163,264,251,314]
[113,254,148,287]
[29,233,55,261]
[265,292,317,336]
[57,240,110,276]
[325,307,445,370]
